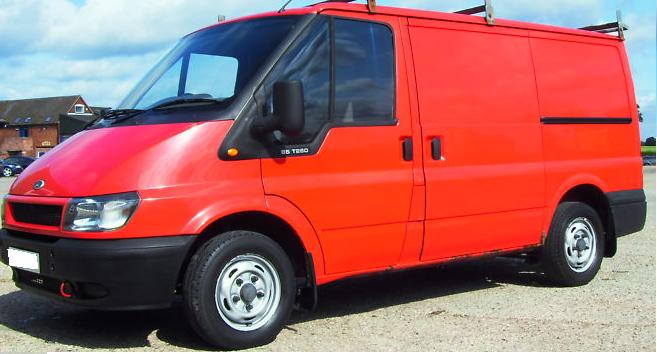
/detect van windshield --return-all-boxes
[115,16,302,115]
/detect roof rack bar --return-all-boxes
[366,0,376,13]
[455,0,494,26]
[455,5,485,15]
[579,10,628,41]
[308,0,376,13]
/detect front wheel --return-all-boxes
[2,167,13,177]
[540,202,605,286]
[183,231,295,349]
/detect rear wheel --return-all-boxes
[2,167,13,177]
[540,202,605,286]
[183,231,295,349]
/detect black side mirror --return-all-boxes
[252,81,305,137]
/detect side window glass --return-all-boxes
[264,17,330,143]
[334,19,395,124]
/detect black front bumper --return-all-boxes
[607,189,647,238]
[0,230,194,310]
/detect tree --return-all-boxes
[646,137,656,146]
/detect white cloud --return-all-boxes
[624,12,657,55]
[0,0,275,58]
[0,0,281,105]
[638,93,656,108]
[0,53,161,106]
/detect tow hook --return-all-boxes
[59,281,75,298]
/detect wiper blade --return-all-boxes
[84,96,225,129]
[83,108,144,129]
[149,97,224,110]
[105,109,147,125]
[103,109,144,120]
[106,99,223,126]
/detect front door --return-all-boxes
[260,14,415,275]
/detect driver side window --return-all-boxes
[263,17,330,144]
[261,16,395,146]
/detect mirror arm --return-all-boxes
[251,115,280,136]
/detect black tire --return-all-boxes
[183,231,295,349]
[540,202,605,286]
[2,167,13,177]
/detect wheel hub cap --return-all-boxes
[564,217,597,272]
[575,238,588,252]
[240,283,257,303]
[215,253,281,331]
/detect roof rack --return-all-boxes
[366,0,376,13]
[579,10,628,41]
[454,0,494,26]
[307,0,376,13]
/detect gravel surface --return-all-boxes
[0,169,654,352]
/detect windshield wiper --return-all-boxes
[107,98,225,125]
[85,96,226,128]
[149,97,225,110]
[102,108,144,119]
[84,108,145,129]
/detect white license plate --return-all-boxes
[7,247,40,273]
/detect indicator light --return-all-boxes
[227,148,239,157]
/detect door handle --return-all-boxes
[431,137,442,160]
[402,138,413,161]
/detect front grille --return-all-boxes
[10,202,63,226]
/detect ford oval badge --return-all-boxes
[33,180,45,190]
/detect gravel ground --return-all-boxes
[0,169,654,352]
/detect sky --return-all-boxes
[0,0,654,139]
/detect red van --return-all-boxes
[0,0,646,349]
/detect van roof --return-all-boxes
[202,2,623,43]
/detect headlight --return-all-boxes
[63,192,139,231]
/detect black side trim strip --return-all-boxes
[541,117,632,125]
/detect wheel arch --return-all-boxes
[178,196,324,310]
[549,181,616,257]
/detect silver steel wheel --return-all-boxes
[2,168,12,177]
[215,253,281,331]
[564,217,597,272]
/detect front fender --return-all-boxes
[180,194,326,279]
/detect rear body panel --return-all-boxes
[529,30,643,232]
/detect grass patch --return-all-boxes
[642,146,656,156]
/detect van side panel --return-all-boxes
[408,20,546,261]
[530,36,632,118]
[530,33,643,231]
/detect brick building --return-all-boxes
[0,96,98,159]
